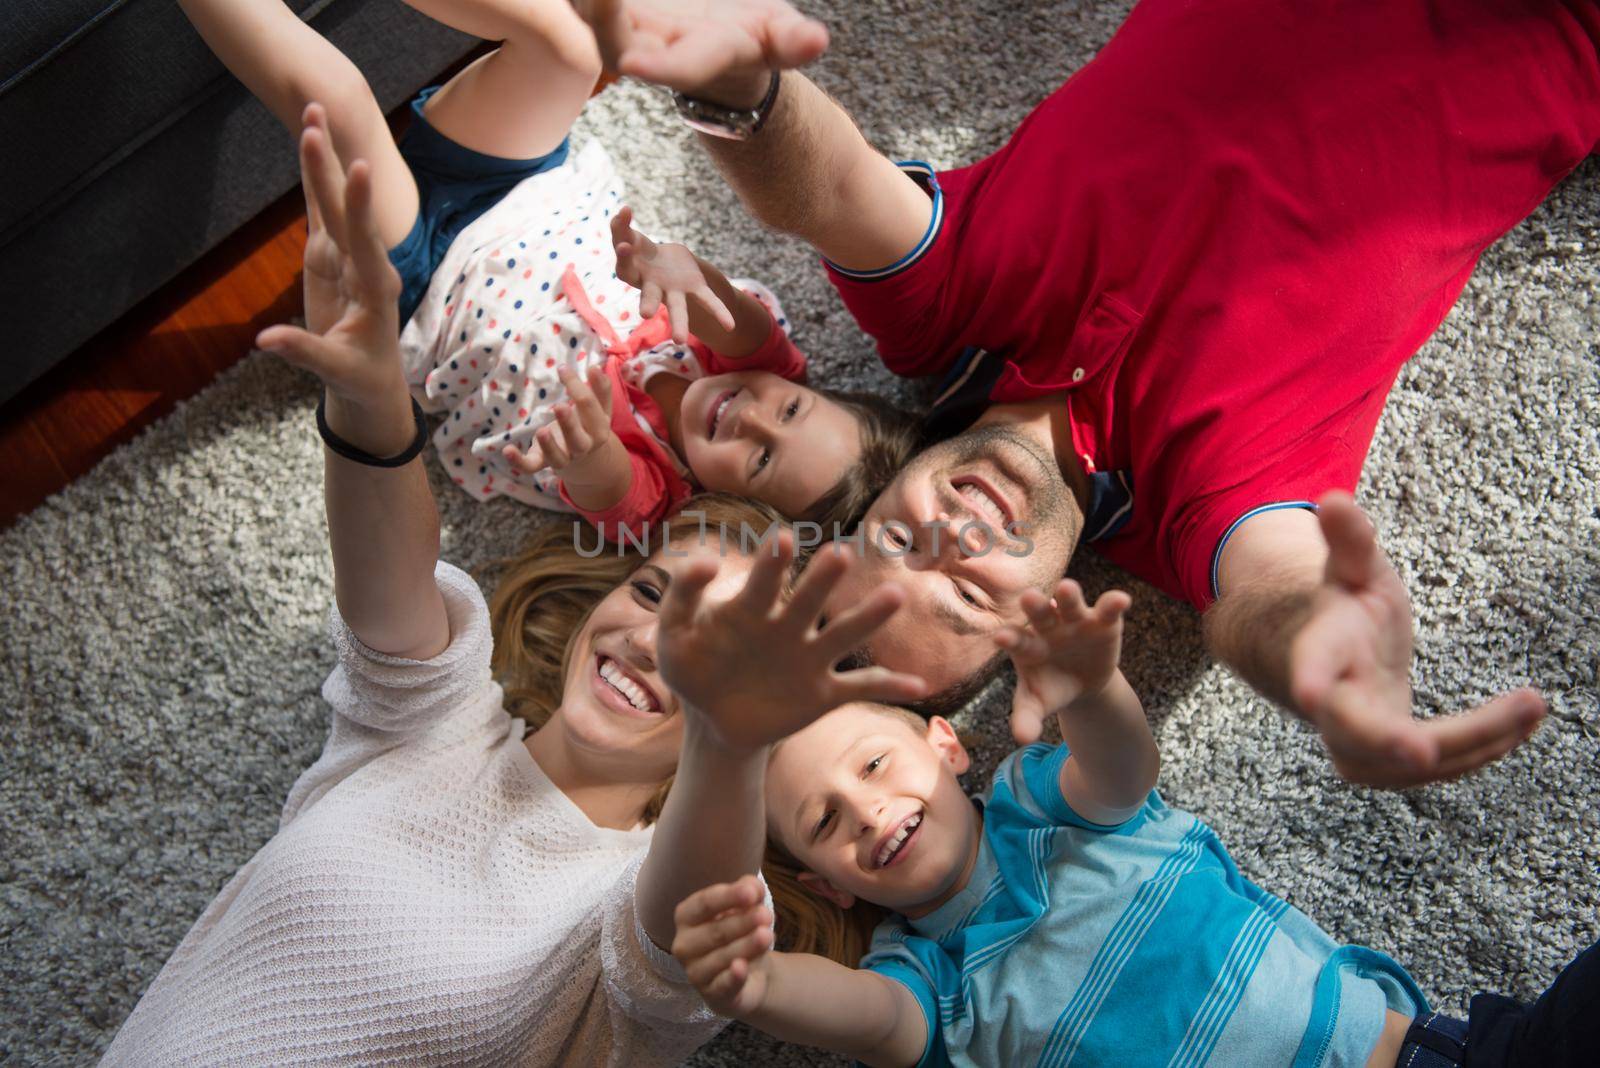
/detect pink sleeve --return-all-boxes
[699,319,808,381]
[559,445,681,544]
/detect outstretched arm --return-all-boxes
[635,537,927,951]
[1204,491,1545,787]
[575,1,933,270]
[673,879,929,1067]
[257,110,449,660]
[997,581,1160,825]
[610,206,772,353]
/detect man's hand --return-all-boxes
[1290,491,1545,787]
[575,0,828,104]
[995,579,1131,746]
[611,205,735,344]
[656,534,927,752]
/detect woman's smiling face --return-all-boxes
[557,539,756,781]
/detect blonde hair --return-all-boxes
[762,703,928,964]
[487,493,785,825]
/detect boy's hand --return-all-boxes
[504,363,623,484]
[257,105,406,415]
[657,535,927,751]
[995,579,1131,746]
[611,206,735,344]
[672,876,775,1017]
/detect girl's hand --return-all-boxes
[503,363,621,481]
[994,580,1131,746]
[671,876,775,1017]
[610,205,736,344]
[257,105,406,412]
[657,535,928,752]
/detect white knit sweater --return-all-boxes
[101,563,723,1066]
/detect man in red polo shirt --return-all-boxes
[585,0,1597,786]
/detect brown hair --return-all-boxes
[800,388,922,534]
[487,493,785,824]
[761,703,929,964]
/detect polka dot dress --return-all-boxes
[398,141,790,510]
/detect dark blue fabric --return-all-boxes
[1399,1011,1469,1067]
[389,86,569,326]
[1465,938,1600,1067]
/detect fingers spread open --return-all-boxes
[782,545,846,627]
[735,531,795,613]
[554,403,592,455]
[299,124,349,252]
[536,425,570,470]
[812,583,905,659]
[695,287,737,332]
[341,160,399,305]
[667,291,690,344]
[504,443,548,475]
[658,556,722,630]
[830,665,928,706]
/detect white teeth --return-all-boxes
[876,813,922,867]
[599,658,652,712]
[711,394,734,437]
[958,483,1006,527]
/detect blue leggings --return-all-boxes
[1398,940,1599,1067]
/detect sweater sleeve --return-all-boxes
[591,851,732,1064]
[318,561,498,734]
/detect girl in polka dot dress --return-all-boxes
[400,151,915,540]
[183,0,916,543]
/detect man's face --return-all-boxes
[823,424,1080,694]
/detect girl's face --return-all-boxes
[679,371,862,517]
[766,704,980,916]
[556,540,755,780]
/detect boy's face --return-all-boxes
[680,371,860,517]
[767,704,980,915]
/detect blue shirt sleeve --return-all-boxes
[1003,744,1145,832]
[861,923,949,1068]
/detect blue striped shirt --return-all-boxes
[863,745,1426,1067]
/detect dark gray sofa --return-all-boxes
[0,0,477,408]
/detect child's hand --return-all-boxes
[657,536,928,751]
[994,579,1131,746]
[503,363,621,482]
[671,875,775,1017]
[610,205,737,344]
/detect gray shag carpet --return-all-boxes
[4,2,1598,1064]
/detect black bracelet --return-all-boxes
[315,395,429,468]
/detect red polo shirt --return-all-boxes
[828,0,1600,608]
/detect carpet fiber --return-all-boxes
[3,1,1597,1063]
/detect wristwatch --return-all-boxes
[671,71,782,140]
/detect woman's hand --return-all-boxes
[610,205,736,344]
[671,876,775,1017]
[657,535,927,752]
[995,579,1131,746]
[257,104,408,433]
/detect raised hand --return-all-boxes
[259,106,404,409]
[657,534,928,751]
[610,206,735,344]
[995,580,1131,746]
[671,876,775,1016]
[575,0,828,103]
[1291,491,1546,787]
[502,362,621,484]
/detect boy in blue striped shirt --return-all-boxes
[671,580,1595,1067]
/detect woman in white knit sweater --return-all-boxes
[99,101,925,1065]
